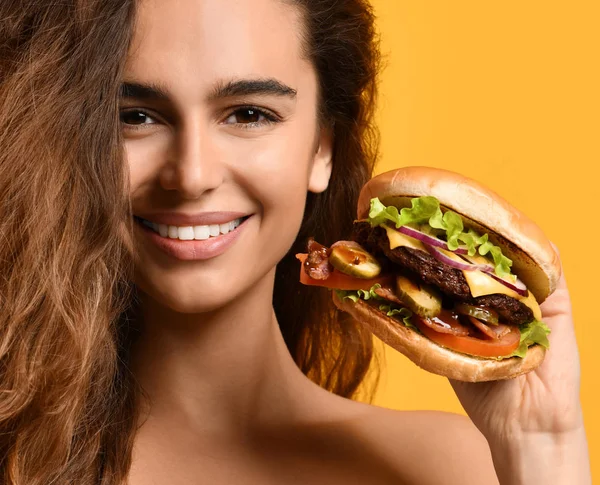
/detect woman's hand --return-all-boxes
[451,271,582,436]
[449,264,591,484]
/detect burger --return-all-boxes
[296,166,559,382]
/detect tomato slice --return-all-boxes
[296,253,393,291]
[415,316,521,357]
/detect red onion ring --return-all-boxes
[457,254,495,273]
[425,245,490,272]
[459,254,529,297]
[426,246,529,297]
[396,225,469,255]
[486,272,529,297]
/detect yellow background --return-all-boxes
[362,0,599,479]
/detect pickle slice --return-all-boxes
[454,303,499,325]
[329,242,381,279]
[395,275,442,317]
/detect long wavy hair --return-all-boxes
[0,0,381,483]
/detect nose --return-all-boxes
[159,119,224,199]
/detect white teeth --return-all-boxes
[194,225,210,240]
[141,217,244,240]
[178,226,195,241]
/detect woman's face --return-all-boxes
[122,0,332,313]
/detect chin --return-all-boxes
[133,263,273,316]
[138,281,239,314]
[160,297,231,315]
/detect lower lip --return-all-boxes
[135,217,251,261]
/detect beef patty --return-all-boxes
[352,222,534,326]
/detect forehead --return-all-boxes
[126,0,309,95]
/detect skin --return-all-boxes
[122,0,590,483]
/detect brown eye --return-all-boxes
[120,110,156,126]
[238,108,262,123]
[232,108,263,124]
[223,107,278,128]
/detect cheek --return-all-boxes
[220,131,315,280]
[230,124,317,203]
[233,131,315,225]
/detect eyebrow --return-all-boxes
[120,82,170,101]
[207,78,297,100]
[119,78,298,103]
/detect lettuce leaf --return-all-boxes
[378,305,416,330]
[506,319,551,359]
[368,196,442,230]
[429,206,464,251]
[335,285,415,329]
[367,196,514,279]
[335,284,384,303]
[478,240,514,280]
[457,229,488,257]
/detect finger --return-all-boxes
[536,271,580,384]
[539,241,571,321]
[540,271,572,321]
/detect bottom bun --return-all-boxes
[332,292,546,382]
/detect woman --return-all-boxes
[0,0,590,484]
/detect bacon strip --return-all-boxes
[304,238,333,280]
[467,316,512,340]
[373,286,405,306]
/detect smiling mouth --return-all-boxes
[133,215,251,241]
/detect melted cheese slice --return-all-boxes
[384,225,426,251]
[386,232,542,319]
[463,270,542,320]
[517,291,543,321]
[461,268,520,299]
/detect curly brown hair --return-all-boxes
[0,0,381,483]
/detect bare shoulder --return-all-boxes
[330,398,500,485]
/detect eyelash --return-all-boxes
[119,106,281,131]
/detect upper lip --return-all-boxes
[134,211,250,226]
